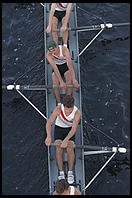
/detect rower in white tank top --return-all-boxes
[55,3,68,11]
[52,45,67,65]
[55,104,78,128]
[70,186,75,195]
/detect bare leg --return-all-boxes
[55,140,63,171]
[64,70,72,96]
[52,17,58,45]
[66,140,75,171]
[62,17,68,45]
[52,72,60,103]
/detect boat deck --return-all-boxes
[44,3,85,195]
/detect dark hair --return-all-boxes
[55,179,69,194]
[47,40,57,50]
[63,95,74,108]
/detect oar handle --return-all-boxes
[50,142,76,147]
[52,22,130,32]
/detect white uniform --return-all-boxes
[55,104,78,128]
[52,45,66,65]
[55,3,68,11]
[70,186,75,195]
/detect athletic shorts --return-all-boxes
[52,63,69,78]
[54,125,75,142]
[54,10,66,22]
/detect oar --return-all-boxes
[50,142,129,153]
[2,84,74,91]
[52,22,130,32]
[40,3,45,7]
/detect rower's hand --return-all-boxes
[46,25,51,33]
[60,24,67,32]
[45,136,51,146]
[73,80,80,88]
[60,81,66,89]
[61,139,68,148]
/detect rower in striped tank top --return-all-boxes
[46,3,72,46]
[46,40,79,105]
[45,95,81,185]
[53,179,81,195]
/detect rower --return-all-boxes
[45,95,81,184]
[53,179,81,195]
[46,40,79,105]
[46,3,72,47]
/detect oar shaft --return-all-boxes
[112,22,130,27]
[50,142,129,153]
[40,3,45,7]
[53,22,130,32]
[2,84,74,90]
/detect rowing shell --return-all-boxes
[44,3,85,195]
[2,3,129,195]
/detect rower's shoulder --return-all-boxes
[74,187,81,195]
[54,105,61,114]
[76,108,81,115]
[46,51,53,62]
[62,46,70,56]
[46,51,51,57]
[53,190,58,195]
[49,105,61,120]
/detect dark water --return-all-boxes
[2,3,130,195]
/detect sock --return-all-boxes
[68,171,74,184]
[63,44,67,48]
[68,170,73,175]
[59,171,65,176]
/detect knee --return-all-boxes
[66,147,74,154]
[55,140,63,153]
[65,72,72,84]
[52,73,58,84]
[66,141,75,153]
[52,19,58,29]
[66,78,72,84]
[62,17,66,24]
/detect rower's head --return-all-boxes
[55,179,69,194]
[63,95,74,114]
[63,95,74,108]
[47,40,57,54]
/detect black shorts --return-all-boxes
[54,10,66,22]
[54,125,75,142]
[52,63,69,78]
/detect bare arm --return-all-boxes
[62,47,79,88]
[46,3,56,33]
[45,106,61,146]
[46,52,66,87]
[62,3,72,28]
[61,109,81,147]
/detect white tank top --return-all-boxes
[70,186,75,195]
[55,104,78,128]
[55,3,68,11]
[52,45,67,65]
